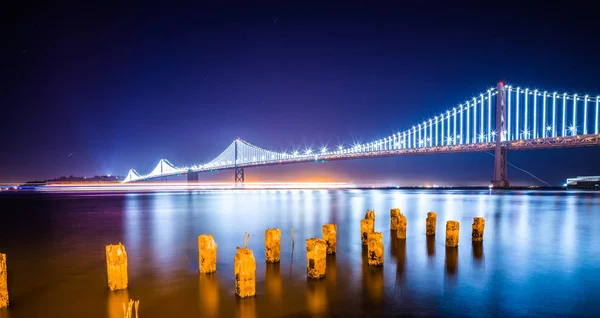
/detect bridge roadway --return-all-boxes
[142,134,600,180]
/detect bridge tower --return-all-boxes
[492,82,510,188]
[234,139,244,185]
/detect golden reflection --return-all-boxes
[445,246,458,276]
[362,247,383,305]
[325,255,337,288]
[426,235,436,258]
[235,297,256,318]
[198,273,219,318]
[472,241,484,265]
[265,262,282,303]
[392,238,406,284]
[107,289,129,318]
[306,279,327,314]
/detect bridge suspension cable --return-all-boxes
[122,82,600,184]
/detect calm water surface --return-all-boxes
[0,189,599,317]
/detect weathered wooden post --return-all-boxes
[390,208,401,230]
[322,224,337,255]
[426,211,437,235]
[360,218,374,246]
[364,209,375,220]
[472,217,485,241]
[265,228,281,263]
[367,232,384,266]
[445,221,460,247]
[0,253,7,308]
[306,238,327,279]
[198,234,217,273]
[234,233,256,298]
[106,243,128,291]
[396,213,407,239]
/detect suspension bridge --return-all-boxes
[122,82,600,187]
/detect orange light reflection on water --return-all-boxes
[41,182,355,192]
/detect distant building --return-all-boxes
[566,176,600,189]
[24,175,123,186]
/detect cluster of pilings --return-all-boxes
[0,210,485,313]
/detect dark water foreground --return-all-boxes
[0,189,599,317]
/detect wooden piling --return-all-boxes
[198,234,217,274]
[426,212,437,235]
[234,233,256,298]
[306,238,327,279]
[265,228,281,263]
[367,232,384,266]
[364,209,375,220]
[396,213,407,239]
[0,253,7,308]
[445,220,460,247]
[322,224,337,255]
[472,217,485,242]
[360,218,374,246]
[390,208,401,230]
[106,243,128,291]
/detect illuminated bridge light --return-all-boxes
[122,83,600,184]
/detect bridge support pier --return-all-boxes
[491,148,509,188]
[187,171,199,183]
[491,81,510,188]
[235,167,244,185]
[234,138,245,186]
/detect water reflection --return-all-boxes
[2,190,600,317]
[265,262,282,306]
[472,241,484,268]
[107,289,129,318]
[391,236,406,286]
[445,247,458,277]
[198,274,219,318]
[306,279,328,314]
[150,193,177,279]
[325,255,337,288]
[362,247,383,305]
[235,297,256,318]
[426,235,436,258]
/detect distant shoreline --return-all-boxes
[3,184,598,193]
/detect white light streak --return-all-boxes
[584,95,588,135]
[480,94,484,142]
[573,94,577,135]
[524,88,529,139]
[542,91,547,138]
[553,92,557,137]
[466,101,470,143]
[507,87,512,141]
[562,93,567,137]
[516,87,520,139]
[473,98,477,143]
[533,89,538,139]
[459,104,463,144]
[487,90,492,142]
[453,108,457,145]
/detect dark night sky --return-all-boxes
[2,1,599,185]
